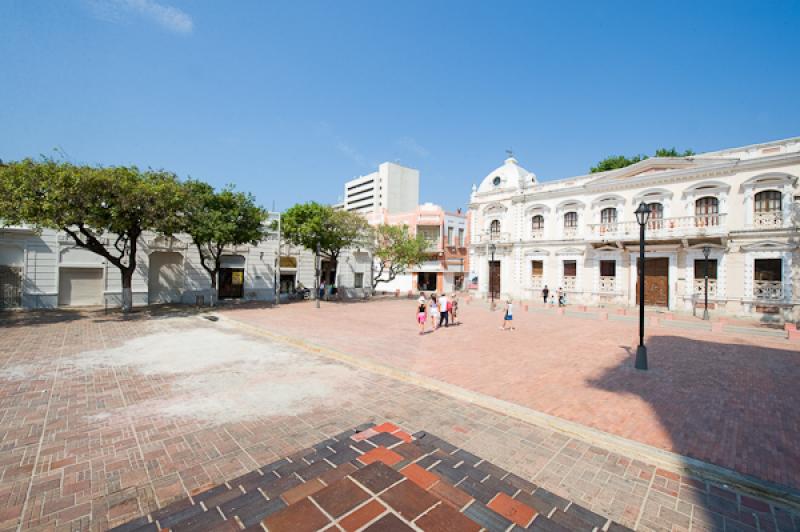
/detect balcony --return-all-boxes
[599,276,616,293]
[423,239,442,252]
[693,278,718,297]
[753,280,782,301]
[562,226,579,239]
[753,211,783,229]
[563,276,577,291]
[531,229,544,239]
[472,232,511,244]
[586,214,728,242]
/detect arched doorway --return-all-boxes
[148,252,184,304]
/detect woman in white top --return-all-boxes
[428,293,440,330]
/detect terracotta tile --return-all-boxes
[281,478,326,505]
[358,447,403,467]
[262,498,330,532]
[414,502,482,531]
[487,492,537,527]
[374,422,400,433]
[363,513,414,531]
[393,431,413,443]
[339,500,386,531]
[400,464,439,490]
[312,478,370,518]
[379,480,439,520]
[430,481,473,510]
[351,462,404,494]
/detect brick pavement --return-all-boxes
[225,298,800,492]
[0,310,798,531]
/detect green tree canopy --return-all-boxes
[181,180,266,305]
[0,158,185,311]
[281,202,370,285]
[589,147,695,173]
[369,224,428,289]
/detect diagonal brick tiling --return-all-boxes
[112,422,634,532]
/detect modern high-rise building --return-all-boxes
[341,162,419,214]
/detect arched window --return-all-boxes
[754,190,782,227]
[563,211,578,228]
[531,215,544,233]
[647,202,663,229]
[695,197,719,226]
[600,207,617,225]
[489,219,501,239]
[754,190,781,212]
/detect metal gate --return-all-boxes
[0,266,22,309]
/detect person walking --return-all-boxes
[501,299,515,331]
[429,293,440,330]
[557,287,564,307]
[542,285,549,305]
[416,292,427,335]
[450,292,459,325]
[438,293,449,328]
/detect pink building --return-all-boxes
[367,203,470,293]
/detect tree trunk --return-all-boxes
[121,269,134,313]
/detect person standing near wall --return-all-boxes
[438,292,449,328]
[542,285,549,305]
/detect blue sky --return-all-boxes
[2,1,798,211]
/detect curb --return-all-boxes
[215,313,800,512]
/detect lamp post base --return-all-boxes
[635,345,648,370]
[702,308,710,320]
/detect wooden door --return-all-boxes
[489,261,501,299]
[636,258,669,307]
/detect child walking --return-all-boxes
[501,299,515,331]
[417,292,427,335]
[429,293,440,330]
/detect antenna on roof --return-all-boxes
[506,148,514,158]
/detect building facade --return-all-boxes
[468,138,800,322]
[0,218,373,309]
[368,203,470,294]
[340,162,420,215]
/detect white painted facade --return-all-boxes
[468,137,800,322]
[342,162,420,215]
[0,221,373,309]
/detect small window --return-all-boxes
[694,259,718,279]
[489,220,501,238]
[458,228,464,246]
[531,260,543,277]
[564,212,578,228]
[600,260,616,277]
[354,273,364,289]
[493,176,501,186]
[754,259,781,281]
[531,215,544,231]
[563,260,577,277]
[447,226,454,245]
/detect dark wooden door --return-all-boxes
[637,258,669,307]
[489,261,501,299]
[219,268,244,299]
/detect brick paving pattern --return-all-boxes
[111,422,632,531]
[226,298,800,490]
[0,308,798,531]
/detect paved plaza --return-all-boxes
[0,305,797,531]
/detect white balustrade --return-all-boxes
[753,211,783,228]
[585,214,728,241]
[753,280,782,300]
[693,278,717,297]
[563,276,577,291]
[599,276,616,292]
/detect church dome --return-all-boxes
[476,155,536,193]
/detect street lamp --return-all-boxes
[634,202,652,371]
[702,245,711,320]
[315,239,321,309]
[488,242,497,308]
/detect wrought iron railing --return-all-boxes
[753,280,782,300]
[599,276,616,292]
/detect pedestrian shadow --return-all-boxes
[587,334,800,529]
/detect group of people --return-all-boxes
[540,285,567,307]
[416,292,460,334]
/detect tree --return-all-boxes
[0,158,185,312]
[590,147,695,173]
[281,202,370,290]
[182,180,267,306]
[370,224,428,289]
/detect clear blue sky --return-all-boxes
[2,1,798,211]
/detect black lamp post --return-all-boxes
[315,239,321,309]
[489,242,497,307]
[702,245,711,320]
[634,202,652,370]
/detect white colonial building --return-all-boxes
[468,137,800,322]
